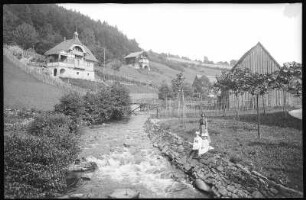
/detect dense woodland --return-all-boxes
[3,4,141,66]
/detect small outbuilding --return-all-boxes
[124,51,150,71]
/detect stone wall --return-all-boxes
[145,119,303,198]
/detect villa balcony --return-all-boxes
[47,61,94,71]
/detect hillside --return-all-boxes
[3,4,141,64]
[3,54,65,111]
[97,60,223,87]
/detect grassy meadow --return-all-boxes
[4,54,65,111]
[158,112,303,192]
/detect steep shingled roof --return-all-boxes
[124,51,145,59]
[231,42,281,71]
[44,33,98,62]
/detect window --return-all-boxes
[76,72,79,75]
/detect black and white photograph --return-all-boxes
[3,3,303,198]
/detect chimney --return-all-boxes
[73,31,79,40]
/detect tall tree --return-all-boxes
[13,23,39,49]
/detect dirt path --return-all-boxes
[66,114,208,198]
[289,109,302,120]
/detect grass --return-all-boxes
[158,113,303,192]
[60,77,106,91]
[4,54,65,111]
[96,59,223,87]
[222,111,302,130]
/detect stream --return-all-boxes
[65,113,209,198]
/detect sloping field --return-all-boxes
[100,61,223,86]
[3,54,65,111]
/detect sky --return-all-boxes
[59,3,302,65]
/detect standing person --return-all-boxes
[199,113,207,135]
[199,113,211,143]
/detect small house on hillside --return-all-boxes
[44,31,98,80]
[220,42,301,109]
[124,51,150,71]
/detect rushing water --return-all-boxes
[66,114,209,198]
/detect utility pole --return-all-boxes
[103,47,106,69]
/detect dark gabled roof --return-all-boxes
[124,51,145,59]
[231,42,281,71]
[44,34,98,62]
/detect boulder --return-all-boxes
[270,187,279,195]
[81,173,93,181]
[218,186,228,196]
[216,166,224,172]
[252,191,264,198]
[108,189,140,198]
[69,193,86,198]
[193,178,212,193]
[65,172,80,188]
[69,161,98,173]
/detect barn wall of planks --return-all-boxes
[223,42,301,109]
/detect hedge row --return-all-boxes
[55,83,132,125]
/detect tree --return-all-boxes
[80,28,96,47]
[171,73,186,120]
[192,75,211,99]
[269,62,301,117]
[244,72,270,139]
[171,72,185,98]
[13,23,39,50]
[230,59,237,66]
[158,82,173,100]
[3,5,19,44]
[214,70,233,115]
[287,62,302,98]
[230,67,252,119]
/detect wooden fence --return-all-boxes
[150,99,289,119]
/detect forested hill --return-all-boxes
[3,4,141,65]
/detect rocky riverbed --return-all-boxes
[61,114,209,198]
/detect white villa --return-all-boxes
[44,31,98,80]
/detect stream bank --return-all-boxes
[61,114,209,198]
[145,118,303,198]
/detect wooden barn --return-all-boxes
[222,42,301,109]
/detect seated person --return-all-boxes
[198,131,214,156]
[188,131,202,160]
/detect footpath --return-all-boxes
[289,109,302,120]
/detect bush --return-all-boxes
[54,92,85,124]
[83,90,109,125]
[5,112,80,198]
[27,112,80,151]
[109,83,131,120]
[82,84,131,124]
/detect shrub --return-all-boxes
[54,92,85,123]
[27,112,80,151]
[109,83,131,120]
[4,112,81,198]
[4,132,74,198]
[83,90,110,125]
